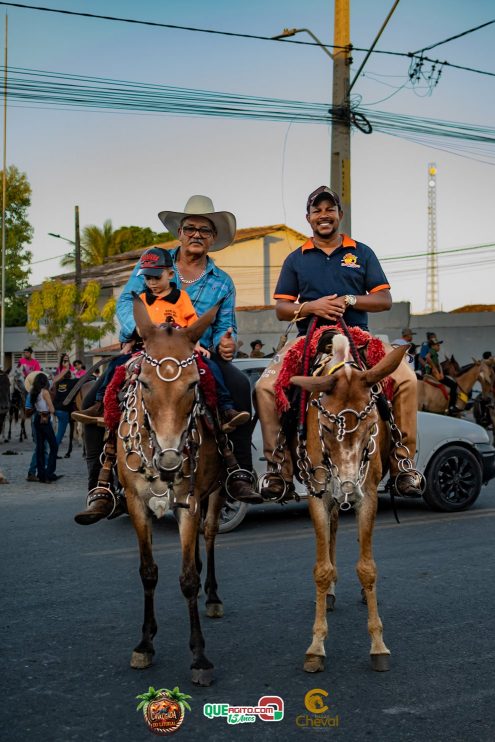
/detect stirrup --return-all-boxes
[225,467,257,499]
[393,470,426,497]
[87,486,117,518]
[257,471,288,503]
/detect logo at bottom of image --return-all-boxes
[296,688,339,728]
[136,685,192,735]
[203,695,284,725]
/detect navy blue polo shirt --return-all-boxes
[273,235,390,334]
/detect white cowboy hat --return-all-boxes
[24,371,46,394]
[158,195,237,252]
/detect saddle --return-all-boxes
[275,326,393,440]
[423,374,450,401]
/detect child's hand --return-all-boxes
[196,344,210,359]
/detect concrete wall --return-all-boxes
[236,304,495,364]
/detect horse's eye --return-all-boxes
[187,380,198,391]
[139,377,150,390]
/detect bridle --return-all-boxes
[296,362,381,511]
[118,349,203,514]
[310,382,381,510]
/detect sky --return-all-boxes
[5,0,495,312]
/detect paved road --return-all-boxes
[1,437,495,741]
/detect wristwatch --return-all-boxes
[344,294,357,307]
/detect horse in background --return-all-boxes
[8,369,27,442]
[474,358,495,431]
[290,336,409,674]
[0,370,10,442]
[417,362,482,415]
[441,355,461,378]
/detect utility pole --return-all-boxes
[0,15,7,370]
[331,0,351,234]
[74,205,84,360]
[425,163,439,313]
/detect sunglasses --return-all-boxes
[181,225,215,237]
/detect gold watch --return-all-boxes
[344,294,357,307]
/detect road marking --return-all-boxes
[83,507,495,558]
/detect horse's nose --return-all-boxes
[334,480,362,510]
[154,448,182,476]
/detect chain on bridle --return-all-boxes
[118,350,203,514]
[305,383,381,509]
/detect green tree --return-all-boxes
[0,166,34,326]
[60,222,175,268]
[114,225,175,253]
[27,279,116,354]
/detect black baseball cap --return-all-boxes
[137,247,174,277]
[306,186,342,213]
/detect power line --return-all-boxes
[1,2,495,79]
[412,19,495,54]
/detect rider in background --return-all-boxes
[17,346,41,378]
[424,338,458,414]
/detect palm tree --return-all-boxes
[60,219,124,268]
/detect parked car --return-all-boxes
[216,358,495,532]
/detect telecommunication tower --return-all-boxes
[425,163,439,313]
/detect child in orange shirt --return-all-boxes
[74,248,249,432]
[136,248,249,431]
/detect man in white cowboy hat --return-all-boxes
[74,195,261,525]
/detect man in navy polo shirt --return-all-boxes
[255,186,422,498]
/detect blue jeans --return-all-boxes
[34,415,57,482]
[55,410,70,447]
[28,417,48,476]
[205,358,234,411]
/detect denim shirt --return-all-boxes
[116,247,237,351]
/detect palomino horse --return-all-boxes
[116,299,225,686]
[417,362,482,415]
[291,336,408,673]
[8,370,27,442]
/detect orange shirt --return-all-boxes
[139,287,198,328]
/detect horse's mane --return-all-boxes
[458,362,475,374]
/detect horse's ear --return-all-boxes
[182,305,219,346]
[290,374,338,394]
[472,357,480,364]
[132,292,155,341]
[361,344,408,386]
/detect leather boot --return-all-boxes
[227,473,264,505]
[74,489,115,525]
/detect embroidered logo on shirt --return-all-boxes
[341,253,361,268]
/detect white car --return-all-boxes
[216,358,495,532]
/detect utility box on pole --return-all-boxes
[331,0,351,234]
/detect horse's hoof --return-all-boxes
[130,651,153,669]
[191,668,213,686]
[206,603,224,618]
[304,654,325,673]
[371,653,390,672]
[326,594,336,612]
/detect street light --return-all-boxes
[272,28,334,60]
[48,231,75,246]
[48,206,84,359]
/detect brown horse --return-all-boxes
[417,362,482,414]
[116,298,225,686]
[441,355,461,378]
[291,336,408,673]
